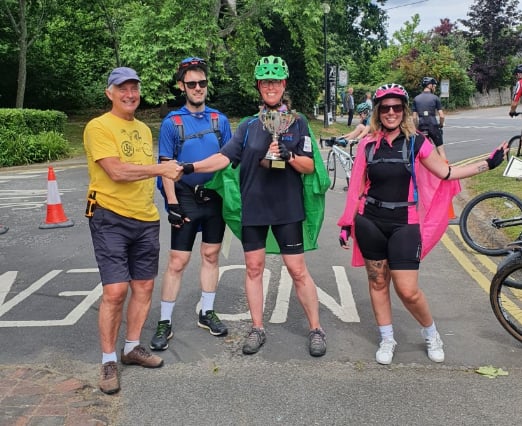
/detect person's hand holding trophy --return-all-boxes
[261,109,296,169]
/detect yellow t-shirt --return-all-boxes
[83,112,159,221]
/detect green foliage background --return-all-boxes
[0,0,521,115]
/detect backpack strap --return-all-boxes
[170,112,223,158]
[364,136,419,207]
[170,114,185,158]
[210,112,223,147]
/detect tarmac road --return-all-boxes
[1,106,521,425]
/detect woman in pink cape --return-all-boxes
[337,83,507,365]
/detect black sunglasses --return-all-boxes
[183,80,208,89]
[379,103,404,114]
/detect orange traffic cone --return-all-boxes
[448,197,459,225]
[39,166,74,229]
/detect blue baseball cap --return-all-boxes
[107,67,141,86]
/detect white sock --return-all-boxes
[378,324,394,341]
[423,322,438,339]
[123,340,140,355]
[102,352,117,364]
[160,300,176,323]
[201,291,216,314]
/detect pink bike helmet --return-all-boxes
[373,83,409,103]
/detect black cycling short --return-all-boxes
[242,222,304,254]
[420,124,443,147]
[354,214,421,270]
[169,186,225,251]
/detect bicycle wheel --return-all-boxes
[459,191,522,256]
[507,135,522,159]
[490,253,522,342]
[326,150,336,190]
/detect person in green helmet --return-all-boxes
[177,55,328,357]
[341,102,371,142]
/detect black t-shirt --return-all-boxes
[364,133,424,223]
[220,115,314,226]
[412,92,442,127]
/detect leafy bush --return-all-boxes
[0,109,67,135]
[0,130,70,167]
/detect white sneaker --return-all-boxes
[422,330,445,363]
[376,338,397,365]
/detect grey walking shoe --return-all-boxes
[308,328,327,357]
[242,327,266,355]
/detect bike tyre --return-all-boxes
[459,191,522,256]
[507,135,522,160]
[327,150,336,190]
[490,254,522,343]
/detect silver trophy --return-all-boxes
[261,110,296,168]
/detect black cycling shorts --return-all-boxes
[420,124,443,147]
[354,214,421,270]
[242,222,304,254]
[169,187,225,251]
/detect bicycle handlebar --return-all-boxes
[320,136,359,148]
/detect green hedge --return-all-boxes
[0,108,67,134]
[0,109,71,167]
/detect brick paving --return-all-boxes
[0,366,119,426]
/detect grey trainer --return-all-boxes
[308,328,327,357]
[242,327,266,355]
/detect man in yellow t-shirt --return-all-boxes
[83,67,182,395]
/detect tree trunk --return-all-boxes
[15,0,28,108]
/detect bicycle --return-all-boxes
[319,137,358,191]
[459,191,522,256]
[490,241,522,342]
[507,112,522,159]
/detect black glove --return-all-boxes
[486,147,504,170]
[167,204,187,226]
[278,143,292,161]
[339,226,351,248]
[509,111,517,117]
[180,163,194,175]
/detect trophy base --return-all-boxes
[262,156,286,169]
[269,159,286,169]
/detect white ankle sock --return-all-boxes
[379,324,394,341]
[423,322,437,339]
[102,352,117,364]
[201,291,216,314]
[123,340,139,355]
[160,300,175,322]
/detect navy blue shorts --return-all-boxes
[242,222,304,254]
[354,214,421,270]
[89,208,160,285]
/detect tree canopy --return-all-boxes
[0,0,521,114]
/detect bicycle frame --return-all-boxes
[324,138,358,190]
[507,112,522,159]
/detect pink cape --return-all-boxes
[337,133,461,267]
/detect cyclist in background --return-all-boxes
[341,103,371,142]
[509,64,522,117]
[412,77,446,161]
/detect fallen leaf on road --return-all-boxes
[475,365,509,378]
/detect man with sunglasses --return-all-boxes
[150,57,232,352]
[412,77,447,161]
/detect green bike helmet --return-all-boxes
[356,103,370,114]
[254,55,289,80]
